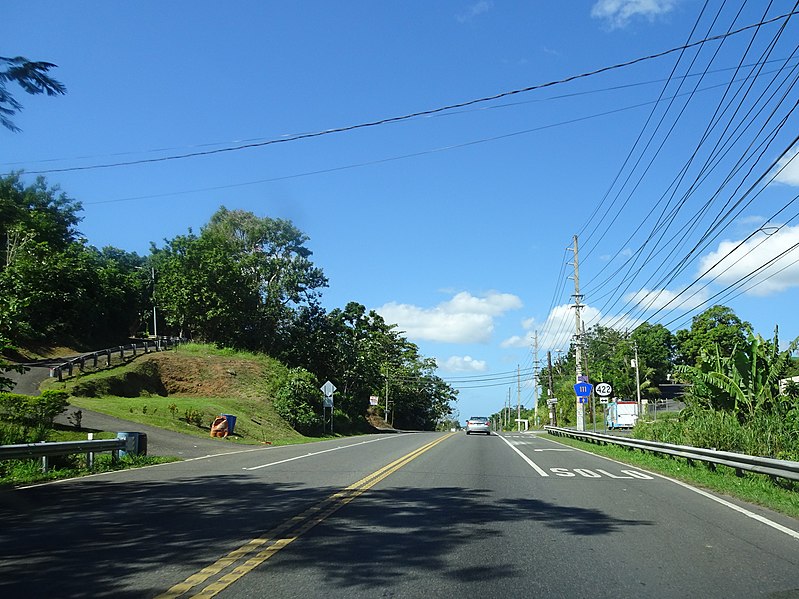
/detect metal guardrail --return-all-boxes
[0,438,128,472]
[545,426,799,482]
[50,337,185,381]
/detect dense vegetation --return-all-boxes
[516,307,799,460]
[0,174,456,432]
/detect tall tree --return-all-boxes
[675,305,751,366]
[630,322,674,387]
[200,207,328,350]
[152,232,261,345]
[1,56,66,131]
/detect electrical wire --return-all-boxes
[9,8,797,177]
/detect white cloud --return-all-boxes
[457,1,493,23]
[502,303,630,352]
[738,215,766,227]
[698,226,799,296]
[773,146,799,186]
[591,0,678,29]
[377,290,522,344]
[624,287,709,312]
[439,355,488,373]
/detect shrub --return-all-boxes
[274,367,321,435]
[633,409,799,460]
[0,390,69,432]
[184,408,205,428]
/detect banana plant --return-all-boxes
[676,327,799,420]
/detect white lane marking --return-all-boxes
[543,435,799,541]
[498,434,549,477]
[242,436,395,471]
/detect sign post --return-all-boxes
[321,381,336,434]
[574,382,593,431]
[595,382,612,434]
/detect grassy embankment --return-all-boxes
[43,343,319,447]
[2,344,337,487]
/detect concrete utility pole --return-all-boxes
[634,343,642,420]
[547,350,555,427]
[506,387,511,429]
[569,234,586,431]
[533,331,539,427]
[516,365,521,432]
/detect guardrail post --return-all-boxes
[86,433,95,470]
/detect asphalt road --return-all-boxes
[0,430,797,598]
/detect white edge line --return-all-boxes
[542,434,799,541]
[497,434,549,477]
[14,434,403,489]
[242,435,394,471]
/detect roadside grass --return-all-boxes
[64,394,321,447]
[0,453,178,488]
[544,434,799,520]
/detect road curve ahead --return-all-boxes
[0,431,797,598]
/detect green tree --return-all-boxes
[155,207,328,350]
[630,322,674,387]
[675,305,750,366]
[1,175,145,346]
[1,56,66,131]
[152,232,261,345]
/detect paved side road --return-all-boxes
[5,359,244,460]
[54,407,245,459]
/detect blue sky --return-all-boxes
[4,1,799,423]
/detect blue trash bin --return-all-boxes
[221,414,237,435]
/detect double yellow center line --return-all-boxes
[158,432,455,598]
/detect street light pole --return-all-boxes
[633,343,642,420]
[151,267,157,338]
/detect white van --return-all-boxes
[606,401,639,429]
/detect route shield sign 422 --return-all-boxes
[595,382,613,397]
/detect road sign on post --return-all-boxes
[574,382,593,404]
[595,382,613,397]
[321,381,336,433]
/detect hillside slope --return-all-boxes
[52,347,309,445]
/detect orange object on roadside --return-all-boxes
[210,415,228,438]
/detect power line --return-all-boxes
[10,8,798,177]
